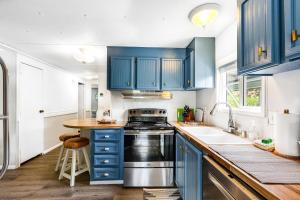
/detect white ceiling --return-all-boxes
[0,0,236,79]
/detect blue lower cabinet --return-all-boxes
[184,139,202,200]
[90,129,124,182]
[175,132,202,200]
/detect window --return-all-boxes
[218,62,265,115]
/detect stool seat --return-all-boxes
[64,137,89,149]
[59,132,80,142]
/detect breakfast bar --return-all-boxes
[63,118,126,185]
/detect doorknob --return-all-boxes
[258,47,267,57]
[39,110,44,113]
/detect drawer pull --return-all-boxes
[258,47,267,57]
[103,147,110,151]
[292,30,300,42]
[104,135,110,139]
[103,173,110,177]
[103,160,110,164]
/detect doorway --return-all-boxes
[78,83,85,119]
[91,87,98,118]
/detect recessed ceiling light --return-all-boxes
[73,48,95,64]
[188,3,220,27]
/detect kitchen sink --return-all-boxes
[180,126,252,145]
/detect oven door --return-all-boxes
[124,130,175,187]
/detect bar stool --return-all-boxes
[59,137,90,187]
[55,132,80,171]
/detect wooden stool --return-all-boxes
[59,137,90,187]
[55,132,80,171]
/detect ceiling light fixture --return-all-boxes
[73,48,95,64]
[188,3,220,27]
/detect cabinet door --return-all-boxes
[238,0,280,74]
[184,51,194,89]
[161,59,183,90]
[284,0,300,60]
[175,134,186,198]
[136,57,160,90]
[185,141,202,200]
[110,57,135,90]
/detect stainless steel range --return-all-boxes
[124,108,175,187]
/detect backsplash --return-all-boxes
[110,91,196,121]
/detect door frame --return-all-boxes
[17,60,44,165]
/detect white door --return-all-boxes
[19,63,43,163]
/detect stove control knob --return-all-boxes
[159,110,162,114]
[162,110,166,114]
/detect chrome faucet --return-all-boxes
[210,102,236,134]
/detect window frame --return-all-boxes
[216,62,267,117]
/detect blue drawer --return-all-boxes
[93,154,119,166]
[93,142,119,154]
[93,129,121,141]
[93,168,120,180]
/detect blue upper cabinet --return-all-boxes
[238,0,280,75]
[109,57,135,90]
[284,0,300,61]
[136,57,160,90]
[185,141,202,200]
[185,38,215,90]
[161,58,184,90]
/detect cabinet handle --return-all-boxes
[187,80,190,85]
[127,82,130,86]
[258,47,267,57]
[103,147,110,151]
[163,82,166,86]
[292,30,300,43]
[103,173,110,177]
[103,160,110,164]
[104,135,110,139]
[152,82,155,86]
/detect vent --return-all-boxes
[121,90,172,100]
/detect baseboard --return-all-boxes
[0,165,17,170]
[90,180,124,185]
[43,142,62,154]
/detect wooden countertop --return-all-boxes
[63,118,126,129]
[171,122,300,200]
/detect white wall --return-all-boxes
[196,21,300,139]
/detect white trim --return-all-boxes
[43,142,63,154]
[44,110,77,118]
[90,180,124,185]
[0,165,18,170]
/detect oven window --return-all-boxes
[124,135,174,162]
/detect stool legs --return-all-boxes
[55,145,64,172]
[59,149,69,180]
[59,147,90,187]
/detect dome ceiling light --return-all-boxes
[73,48,95,64]
[188,3,220,27]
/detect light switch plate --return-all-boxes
[268,112,276,125]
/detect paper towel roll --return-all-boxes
[274,113,300,157]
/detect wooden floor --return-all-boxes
[0,148,143,200]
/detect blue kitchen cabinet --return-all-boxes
[90,129,124,182]
[109,57,135,90]
[175,133,186,197]
[136,57,160,90]
[185,38,215,89]
[176,132,202,200]
[161,58,184,90]
[238,0,280,75]
[284,0,300,61]
[184,139,202,200]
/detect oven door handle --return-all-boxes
[124,130,174,136]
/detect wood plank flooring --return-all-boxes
[0,148,143,200]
